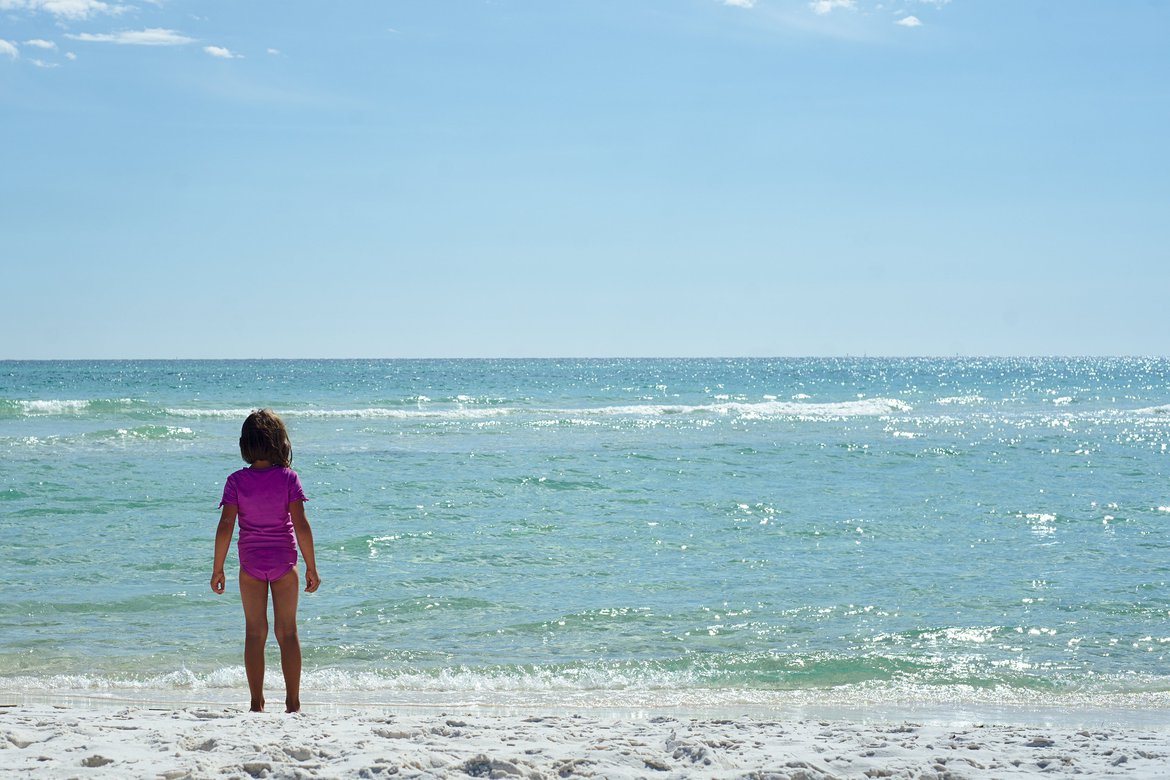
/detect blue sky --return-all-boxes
[2,1,1167,358]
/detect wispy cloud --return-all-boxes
[266,48,280,56]
[66,28,195,46]
[24,38,58,49]
[0,38,18,60]
[0,0,128,20]
[65,51,77,60]
[203,45,240,59]
[722,0,756,8]
[810,0,855,14]
[30,57,58,67]
[896,15,923,27]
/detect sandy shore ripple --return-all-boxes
[3,704,1170,779]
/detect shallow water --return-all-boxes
[2,358,1169,708]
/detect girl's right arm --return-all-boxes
[289,501,321,593]
[211,504,237,594]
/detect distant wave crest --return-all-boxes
[0,398,140,417]
[3,396,914,425]
[164,398,912,422]
[588,398,911,420]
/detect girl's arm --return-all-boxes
[211,504,237,594]
[290,501,321,593]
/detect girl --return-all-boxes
[211,409,321,713]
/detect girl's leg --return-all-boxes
[238,568,271,712]
[270,567,302,713]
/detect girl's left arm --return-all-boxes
[211,504,237,594]
[290,501,320,593]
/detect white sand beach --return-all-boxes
[3,700,1169,779]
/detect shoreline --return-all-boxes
[6,687,1170,734]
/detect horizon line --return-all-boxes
[3,354,1168,362]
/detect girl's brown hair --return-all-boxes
[239,409,293,467]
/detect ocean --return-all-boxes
[2,358,1169,712]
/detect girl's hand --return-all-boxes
[304,568,321,593]
[211,569,226,594]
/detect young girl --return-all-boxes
[211,409,321,713]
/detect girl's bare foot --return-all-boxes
[250,699,265,713]
[286,699,300,713]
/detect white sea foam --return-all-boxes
[164,407,517,421]
[937,395,987,406]
[5,668,1170,715]
[585,398,911,420]
[4,425,195,447]
[21,400,92,414]
[7,399,137,415]
[109,425,195,440]
[164,408,265,419]
[162,398,912,422]
[926,627,1001,645]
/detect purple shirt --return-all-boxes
[220,466,307,555]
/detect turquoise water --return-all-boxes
[2,359,1169,708]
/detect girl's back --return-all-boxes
[222,465,305,552]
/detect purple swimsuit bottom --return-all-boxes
[220,466,307,584]
[242,545,298,583]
